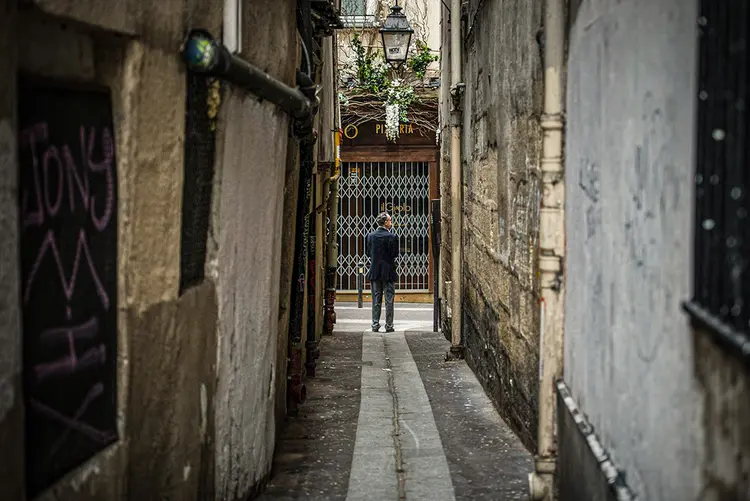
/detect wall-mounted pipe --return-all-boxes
[448,0,465,357]
[528,0,566,496]
[324,129,341,336]
[182,30,319,120]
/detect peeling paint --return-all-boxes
[69,459,102,492]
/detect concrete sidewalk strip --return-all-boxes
[346,332,400,501]
[261,305,531,501]
[336,306,434,312]
[346,329,455,501]
[385,333,455,501]
[334,321,434,333]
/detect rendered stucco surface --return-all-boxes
[213,88,290,498]
[564,1,704,497]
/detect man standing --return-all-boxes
[366,212,399,332]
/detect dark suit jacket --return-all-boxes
[366,227,399,282]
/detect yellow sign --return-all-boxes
[375,123,415,135]
[343,124,359,139]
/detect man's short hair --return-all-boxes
[376,212,390,227]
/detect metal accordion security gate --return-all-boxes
[337,161,430,292]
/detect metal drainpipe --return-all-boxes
[324,130,341,336]
[448,0,465,358]
[528,0,565,497]
[324,31,342,336]
[182,30,319,123]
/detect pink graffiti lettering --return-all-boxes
[24,229,110,310]
[39,317,99,343]
[42,145,64,217]
[30,384,116,444]
[35,345,106,383]
[64,141,90,213]
[20,123,113,229]
[35,318,105,383]
[20,123,48,228]
[85,127,114,231]
[43,383,113,461]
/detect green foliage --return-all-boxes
[343,34,437,139]
[351,33,390,94]
[407,40,438,79]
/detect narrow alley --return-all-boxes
[259,304,530,501]
[1,0,749,500]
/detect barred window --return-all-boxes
[341,0,375,27]
[685,0,750,363]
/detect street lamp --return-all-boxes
[380,2,414,65]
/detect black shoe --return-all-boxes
[385,327,395,333]
[372,327,381,332]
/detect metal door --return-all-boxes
[337,161,430,291]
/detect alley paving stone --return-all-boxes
[258,303,531,501]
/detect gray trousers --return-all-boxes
[371,280,395,330]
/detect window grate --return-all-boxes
[687,0,750,363]
[337,161,431,292]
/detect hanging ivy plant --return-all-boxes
[352,34,390,94]
[408,40,439,79]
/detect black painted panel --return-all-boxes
[18,77,119,497]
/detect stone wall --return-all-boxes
[438,1,451,337]
[441,0,544,450]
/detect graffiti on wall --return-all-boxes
[18,78,119,497]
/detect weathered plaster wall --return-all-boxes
[125,283,218,500]
[564,0,708,498]
[0,1,23,498]
[212,89,289,497]
[694,329,750,500]
[0,0,278,498]
[211,1,297,497]
[1,0,311,498]
[119,1,223,498]
[0,8,138,499]
[445,0,543,450]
